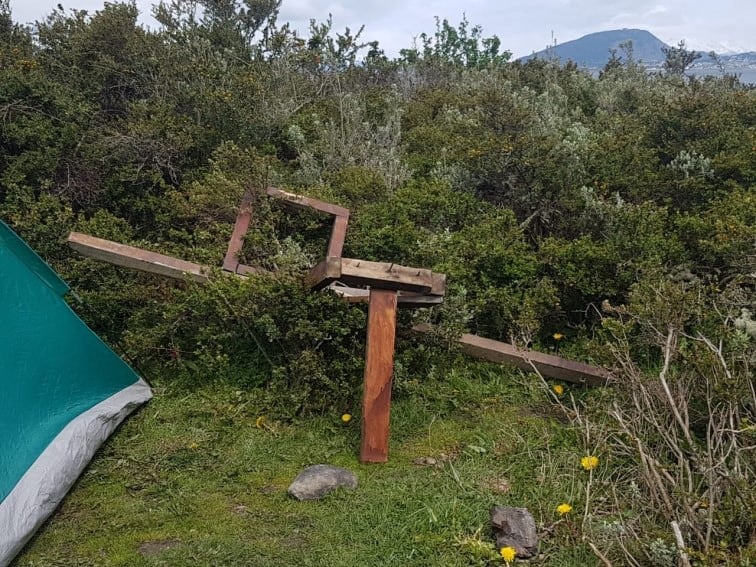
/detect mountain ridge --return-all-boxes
[518,28,756,71]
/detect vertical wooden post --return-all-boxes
[360,288,398,463]
[327,214,349,258]
[223,191,254,273]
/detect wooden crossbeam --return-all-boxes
[413,324,611,386]
[222,187,350,275]
[266,187,350,217]
[68,232,211,283]
[308,257,441,294]
[266,187,350,258]
[330,285,444,307]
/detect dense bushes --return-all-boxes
[1,2,754,560]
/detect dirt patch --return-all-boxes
[478,476,512,494]
[138,539,181,556]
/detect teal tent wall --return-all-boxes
[0,221,151,565]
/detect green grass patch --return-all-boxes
[15,363,599,566]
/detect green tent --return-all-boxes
[0,220,151,565]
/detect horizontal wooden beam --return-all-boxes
[307,257,440,294]
[68,232,211,283]
[413,324,610,386]
[330,285,444,308]
[267,187,350,218]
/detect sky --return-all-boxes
[8,0,756,58]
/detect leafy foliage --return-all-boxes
[2,2,755,562]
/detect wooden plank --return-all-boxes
[222,190,254,272]
[266,187,350,217]
[341,258,434,293]
[307,256,342,289]
[360,289,398,463]
[327,213,349,258]
[413,324,610,386]
[68,232,210,283]
[430,272,447,297]
[330,285,444,308]
[307,257,435,293]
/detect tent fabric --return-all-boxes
[0,221,152,566]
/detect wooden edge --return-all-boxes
[430,272,447,297]
[326,213,349,259]
[329,285,444,308]
[68,232,211,284]
[222,190,255,272]
[412,324,610,386]
[266,187,350,217]
[340,258,433,293]
[307,256,342,289]
[360,288,398,463]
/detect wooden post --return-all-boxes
[360,289,398,463]
[222,191,254,273]
[327,214,349,258]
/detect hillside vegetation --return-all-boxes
[2,1,754,565]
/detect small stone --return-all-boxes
[490,506,538,558]
[412,456,438,466]
[287,464,358,501]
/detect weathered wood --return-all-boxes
[68,232,210,283]
[308,257,436,293]
[267,187,349,217]
[307,256,342,289]
[330,285,444,308]
[430,272,447,297]
[222,191,254,273]
[327,213,349,259]
[413,324,610,386]
[360,289,398,463]
[341,258,434,292]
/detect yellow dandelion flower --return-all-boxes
[552,332,565,341]
[552,384,564,396]
[255,416,266,429]
[581,455,599,471]
[500,546,516,562]
[556,503,572,515]
[187,441,199,450]
[341,413,352,423]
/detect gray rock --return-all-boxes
[288,464,358,500]
[490,505,538,558]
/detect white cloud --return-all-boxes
[8,0,756,57]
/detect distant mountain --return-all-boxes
[517,29,756,77]
[519,29,669,68]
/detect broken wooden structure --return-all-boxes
[412,324,610,387]
[68,186,611,463]
[68,186,445,464]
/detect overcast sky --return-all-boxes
[8,0,756,57]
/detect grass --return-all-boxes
[14,361,602,566]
